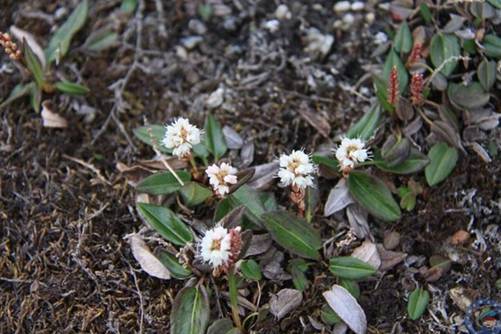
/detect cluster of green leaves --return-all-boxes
[375,2,500,186]
[0,0,90,112]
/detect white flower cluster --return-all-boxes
[200,226,232,268]
[200,226,241,270]
[335,137,370,171]
[162,118,201,158]
[278,150,317,189]
[206,162,238,196]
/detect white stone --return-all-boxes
[263,19,280,33]
[351,1,365,11]
[275,4,291,20]
[334,1,351,13]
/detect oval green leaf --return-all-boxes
[45,0,89,64]
[133,124,170,152]
[346,103,382,140]
[425,142,458,187]
[340,279,360,299]
[447,82,490,110]
[375,148,429,174]
[312,155,339,171]
[157,251,192,279]
[262,211,322,260]
[477,59,496,91]
[55,81,89,95]
[136,171,191,195]
[407,287,430,320]
[430,33,460,77]
[347,171,401,222]
[205,114,227,160]
[240,259,262,281]
[180,182,212,206]
[329,256,376,280]
[23,40,45,88]
[171,286,210,334]
[137,203,193,246]
[394,21,412,53]
[227,185,266,226]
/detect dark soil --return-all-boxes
[1,1,499,333]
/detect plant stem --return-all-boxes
[189,155,200,179]
[228,269,242,330]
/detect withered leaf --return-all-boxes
[270,289,303,320]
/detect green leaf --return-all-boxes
[228,185,266,226]
[329,256,377,280]
[346,103,382,140]
[305,186,319,224]
[261,211,322,260]
[54,81,89,95]
[373,75,395,112]
[484,34,501,58]
[214,197,233,222]
[136,171,191,195]
[288,259,310,291]
[419,3,433,24]
[375,148,429,174]
[29,84,42,113]
[23,41,45,88]
[137,203,193,246]
[347,171,401,222]
[45,0,89,64]
[83,27,118,52]
[0,82,35,110]
[260,192,278,212]
[487,0,501,9]
[340,279,360,299]
[240,259,262,281]
[179,182,212,206]
[448,82,490,110]
[383,49,409,93]
[398,186,417,211]
[430,34,460,76]
[477,59,496,91]
[120,0,138,13]
[407,287,430,320]
[205,114,227,160]
[192,142,209,163]
[394,21,412,53]
[157,251,192,279]
[133,125,170,152]
[312,155,339,171]
[425,142,458,187]
[171,286,210,334]
[207,319,234,334]
[321,304,341,325]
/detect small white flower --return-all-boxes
[200,226,231,268]
[162,118,201,158]
[335,137,370,171]
[278,150,317,189]
[206,162,238,196]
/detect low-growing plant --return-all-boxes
[0,0,90,112]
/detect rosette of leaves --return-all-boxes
[131,114,331,332]
[0,0,90,112]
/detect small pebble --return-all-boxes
[334,1,351,13]
[275,4,291,20]
[351,1,365,11]
[180,36,203,50]
[263,19,280,33]
[342,13,355,26]
[365,12,375,24]
[206,87,225,109]
[374,32,388,45]
[383,231,401,250]
[450,230,470,245]
[188,19,207,35]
